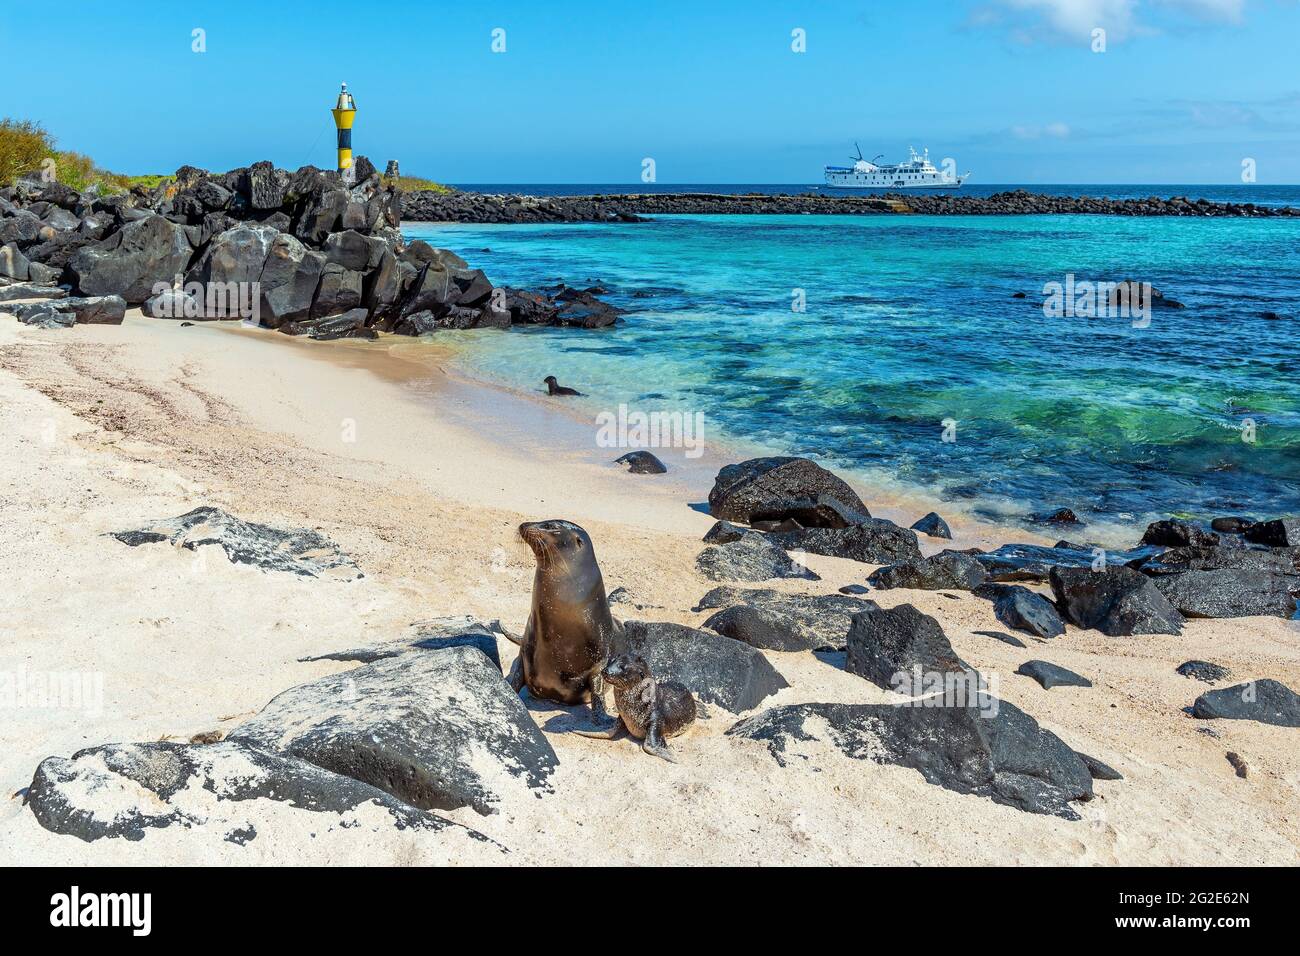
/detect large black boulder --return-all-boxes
[619,619,788,712]
[1191,679,1300,727]
[910,511,952,539]
[698,587,872,652]
[1048,566,1183,636]
[707,457,868,524]
[230,646,557,814]
[26,740,497,846]
[69,214,193,303]
[845,603,972,691]
[1153,569,1298,619]
[727,698,1094,819]
[1141,518,1219,548]
[867,551,988,591]
[770,519,922,566]
[696,529,819,582]
[974,582,1066,638]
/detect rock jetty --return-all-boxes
[402,188,1299,223]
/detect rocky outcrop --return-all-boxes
[1191,679,1300,727]
[697,587,870,652]
[727,698,1095,819]
[974,542,1158,582]
[620,620,788,712]
[110,506,360,580]
[26,740,497,846]
[230,646,557,814]
[3,163,620,337]
[1048,566,1183,636]
[1244,517,1300,548]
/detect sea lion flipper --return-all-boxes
[490,619,525,647]
[506,655,525,694]
[642,714,677,762]
[572,716,626,740]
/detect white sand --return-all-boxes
[1,312,1297,865]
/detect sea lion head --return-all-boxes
[518,519,597,572]
[601,654,650,688]
[543,375,559,387]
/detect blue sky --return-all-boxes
[2,0,1298,183]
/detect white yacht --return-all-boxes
[824,145,968,189]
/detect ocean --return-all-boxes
[403,199,1300,537]
[450,183,1300,209]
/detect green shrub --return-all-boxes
[0,118,56,186]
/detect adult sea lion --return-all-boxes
[511,520,619,728]
[576,654,698,762]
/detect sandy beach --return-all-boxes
[1,311,1297,866]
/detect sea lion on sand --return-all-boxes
[575,654,697,762]
[544,375,583,396]
[510,520,619,729]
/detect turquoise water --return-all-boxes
[404,214,1300,531]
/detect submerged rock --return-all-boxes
[727,698,1094,819]
[1016,660,1092,689]
[1191,679,1300,727]
[1244,517,1300,548]
[696,530,819,582]
[26,740,498,846]
[620,619,788,712]
[1141,518,1219,548]
[699,588,872,652]
[1048,566,1183,636]
[707,457,868,524]
[230,646,557,814]
[110,506,360,580]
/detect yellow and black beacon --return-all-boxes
[331,82,357,183]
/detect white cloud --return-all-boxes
[1011,122,1073,138]
[984,0,1249,42]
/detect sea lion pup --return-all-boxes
[544,375,583,396]
[511,520,619,729]
[575,654,697,762]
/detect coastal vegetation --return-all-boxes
[0,118,143,193]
